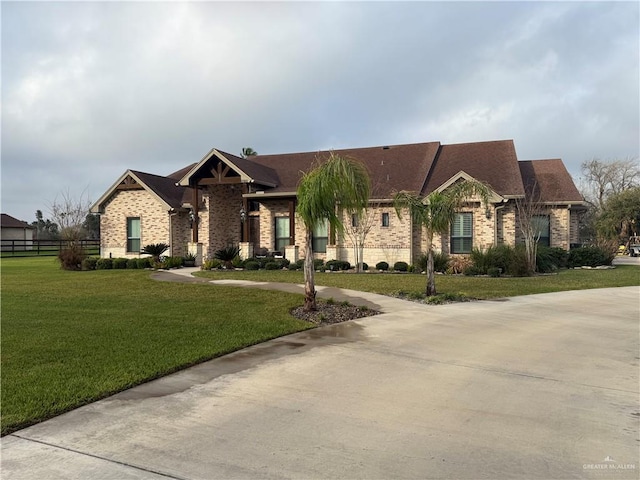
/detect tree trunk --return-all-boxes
[425,231,436,296]
[426,248,436,296]
[303,229,317,311]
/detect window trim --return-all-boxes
[126,217,141,253]
[450,212,473,254]
[274,216,290,252]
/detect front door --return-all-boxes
[249,217,260,249]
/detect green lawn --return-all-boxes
[195,265,639,298]
[2,258,637,436]
[1,257,312,435]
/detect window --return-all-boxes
[275,217,290,252]
[532,215,550,247]
[312,219,328,253]
[451,213,472,253]
[382,212,390,227]
[127,217,141,253]
[351,214,359,228]
[248,201,260,212]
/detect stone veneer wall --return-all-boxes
[200,185,244,258]
[99,189,171,258]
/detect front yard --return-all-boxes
[2,257,637,435]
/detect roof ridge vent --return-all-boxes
[382,146,390,150]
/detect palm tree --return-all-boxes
[297,153,370,311]
[241,147,258,158]
[393,180,490,296]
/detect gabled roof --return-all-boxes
[90,170,188,213]
[1,213,33,229]
[177,148,279,187]
[519,159,584,204]
[247,142,441,198]
[424,140,525,198]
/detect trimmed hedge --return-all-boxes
[376,261,389,271]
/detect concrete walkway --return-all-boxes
[2,270,639,479]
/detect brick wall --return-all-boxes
[200,185,244,258]
[99,190,171,258]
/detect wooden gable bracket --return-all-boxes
[197,160,241,185]
[116,175,144,191]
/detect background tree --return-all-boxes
[579,157,640,243]
[393,180,490,296]
[241,147,258,158]
[596,186,640,241]
[82,213,100,240]
[50,189,92,243]
[31,210,59,240]
[342,204,375,273]
[297,153,370,311]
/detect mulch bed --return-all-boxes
[291,302,380,326]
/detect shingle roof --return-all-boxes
[129,170,188,209]
[423,140,525,197]
[1,213,33,229]
[518,159,584,203]
[248,142,441,198]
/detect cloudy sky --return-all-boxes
[2,1,638,223]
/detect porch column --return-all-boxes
[288,199,296,245]
[191,186,199,243]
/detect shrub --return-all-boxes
[326,260,351,271]
[362,262,369,271]
[126,258,138,269]
[245,260,260,270]
[487,267,502,277]
[57,245,86,271]
[447,256,472,274]
[508,245,531,277]
[415,252,450,273]
[568,246,615,268]
[142,243,170,262]
[81,257,98,271]
[277,258,291,268]
[162,256,184,269]
[201,258,221,270]
[394,261,409,272]
[214,245,240,268]
[313,259,325,270]
[137,257,151,269]
[463,265,483,276]
[536,246,568,273]
[112,258,128,269]
[231,255,244,268]
[287,263,299,271]
[376,261,389,271]
[96,258,113,270]
[264,261,280,270]
[295,259,305,269]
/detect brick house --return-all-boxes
[90,139,585,265]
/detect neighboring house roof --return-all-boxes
[519,159,584,204]
[1,214,34,229]
[423,140,525,198]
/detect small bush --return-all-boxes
[393,261,409,272]
[142,243,170,260]
[277,258,291,268]
[162,256,184,269]
[463,265,483,276]
[245,260,260,270]
[326,260,351,271]
[416,252,450,273]
[264,261,280,270]
[487,267,502,277]
[137,257,151,269]
[201,258,222,270]
[313,259,325,270]
[447,256,472,274]
[362,262,369,271]
[81,257,98,271]
[376,261,389,271]
[214,245,240,268]
[536,246,568,273]
[96,258,113,270]
[287,263,299,271]
[112,258,128,269]
[231,255,244,268]
[296,258,306,269]
[57,245,86,271]
[126,258,138,269]
[568,246,615,268]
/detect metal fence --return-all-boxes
[1,239,100,257]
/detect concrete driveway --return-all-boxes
[2,285,639,479]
